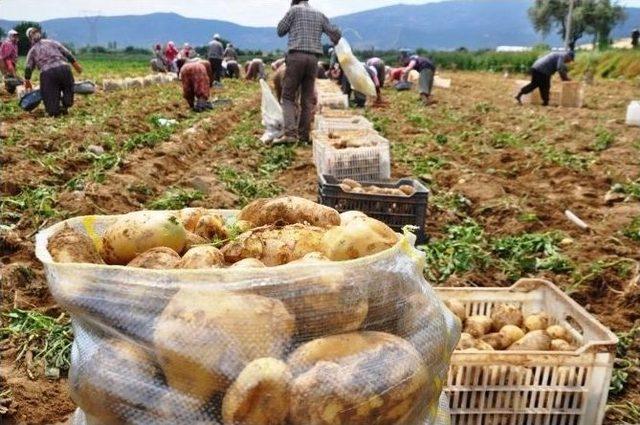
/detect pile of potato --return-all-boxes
[445,300,577,352]
[339,178,416,197]
[47,196,455,425]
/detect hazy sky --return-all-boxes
[4,0,638,27]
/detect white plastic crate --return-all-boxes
[626,101,640,126]
[314,114,374,132]
[318,93,349,109]
[559,81,585,108]
[316,79,342,95]
[436,279,617,425]
[312,129,391,182]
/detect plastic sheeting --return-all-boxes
[335,38,377,97]
[36,213,460,425]
[259,79,284,143]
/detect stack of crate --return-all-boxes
[312,79,429,243]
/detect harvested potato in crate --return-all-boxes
[437,279,617,425]
[312,130,391,182]
[318,174,429,244]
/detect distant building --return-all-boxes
[496,46,533,52]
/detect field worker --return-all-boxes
[0,30,21,93]
[515,50,574,106]
[273,64,287,102]
[317,61,330,79]
[179,43,197,60]
[276,0,342,144]
[387,67,404,84]
[208,34,224,83]
[165,41,179,72]
[224,43,238,61]
[226,60,241,79]
[23,27,83,117]
[150,44,167,72]
[400,52,436,105]
[245,58,266,81]
[180,59,214,112]
[366,57,386,88]
[272,57,286,71]
[632,28,640,49]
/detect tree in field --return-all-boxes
[529,0,625,49]
[582,0,626,49]
[0,27,6,39]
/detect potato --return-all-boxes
[178,207,207,232]
[288,332,430,425]
[551,339,574,351]
[269,252,368,340]
[339,211,368,226]
[222,358,292,425]
[474,340,495,351]
[399,185,415,196]
[238,196,340,228]
[222,224,326,266]
[229,258,266,268]
[339,184,352,192]
[456,333,476,350]
[547,325,571,342]
[341,179,361,189]
[444,300,466,324]
[507,330,551,351]
[499,325,525,346]
[48,225,103,264]
[397,293,445,364]
[153,288,294,401]
[178,246,224,269]
[127,247,181,269]
[490,304,523,331]
[524,312,551,332]
[322,216,398,261]
[464,315,493,338]
[481,332,511,350]
[70,339,163,425]
[101,211,187,265]
[194,213,228,241]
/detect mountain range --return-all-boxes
[1,0,639,51]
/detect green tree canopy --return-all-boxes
[13,22,46,55]
[0,27,6,39]
[529,0,626,49]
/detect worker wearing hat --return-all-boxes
[516,50,575,106]
[0,29,21,93]
[23,27,83,116]
[208,33,224,84]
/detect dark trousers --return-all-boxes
[519,69,552,105]
[41,65,74,117]
[340,70,366,107]
[209,58,223,82]
[226,62,240,79]
[282,52,318,141]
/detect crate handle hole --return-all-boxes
[564,314,584,337]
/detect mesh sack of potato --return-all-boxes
[36,197,459,425]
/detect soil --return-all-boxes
[2,71,640,424]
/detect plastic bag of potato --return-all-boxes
[334,38,377,97]
[36,197,460,425]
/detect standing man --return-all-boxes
[23,27,83,117]
[223,43,238,61]
[515,51,574,107]
[632,28,640,49]
[0,30,21,93]
[400,52,436,105]
[208,34,224,84]
[276,0,341,144]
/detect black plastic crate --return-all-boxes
[318,174,429,244]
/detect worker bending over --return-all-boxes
[516,51,574,106]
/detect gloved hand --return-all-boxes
[72,62,83,74]
[24,80,33,90]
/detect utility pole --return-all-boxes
[565,0,575,50]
